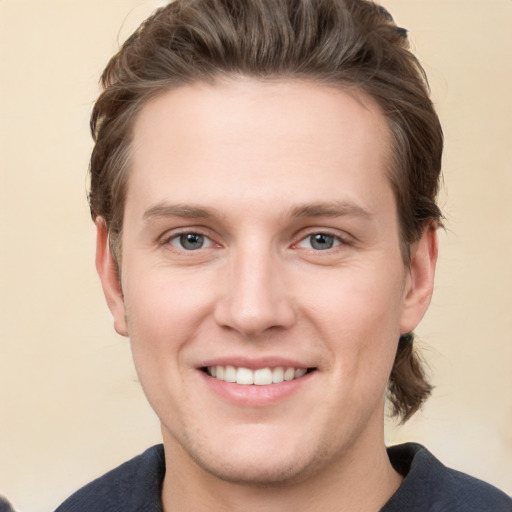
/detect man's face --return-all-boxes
[98,79,434,485]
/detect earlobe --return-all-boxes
[95,219,128,337]
[400,223,438,334]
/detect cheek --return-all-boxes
[304,263,405,378]
[305,261,405,330]
[121,267,214,362]
[121,271,210,416]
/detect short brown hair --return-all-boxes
[89,0,442,422]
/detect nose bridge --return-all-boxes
[214,238,295,336]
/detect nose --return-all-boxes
[213,247,296,337]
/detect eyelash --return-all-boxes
[161,229,349,253]
[294,232,345,251]
[163,230,217,251]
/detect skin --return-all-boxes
[96,79,437,511]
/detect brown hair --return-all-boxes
[89,0,442,421]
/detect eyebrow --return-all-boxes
[290,201,374,220]
[143,203,219,221]
[142,201,373,222]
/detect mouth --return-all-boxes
[201,365,316,385]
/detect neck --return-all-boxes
[161,426,402,512]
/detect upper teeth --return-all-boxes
[207,366,307,385]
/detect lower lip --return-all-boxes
[199,370,314,407]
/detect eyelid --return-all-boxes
[295,234,341,251]
[158,226,352,251]
[169,233,215,250]
[292,228,352,249]
[160,227,221,250]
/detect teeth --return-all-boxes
[207,365,309,385]
[295,368,307,378]
[225,365,236,383]
[254,368,272,385]
[236,367,254,385]
[272,367,284,384]
[284,367,295,381]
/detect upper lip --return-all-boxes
[197,356,315,370]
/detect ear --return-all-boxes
[400,223,438,334]
[95,219,128,337]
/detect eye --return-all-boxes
[169,232,214,251]
[297,233,341,251]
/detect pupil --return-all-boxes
[180,233,204,250]
[311,233,334,250]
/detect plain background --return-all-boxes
[1,1,511,510]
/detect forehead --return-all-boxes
[127,79,393,222]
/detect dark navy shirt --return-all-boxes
[55,443,512,511]
[0,496,16,512]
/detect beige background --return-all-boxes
[1,1,511,510]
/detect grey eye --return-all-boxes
[177,233,205,250]
[309,233,335,250]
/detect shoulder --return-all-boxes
[54,444,165,512]
[0,495,16,512]
[383,443,512,512]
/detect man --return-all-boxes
[0,496,15,512]
[56,0,512,510]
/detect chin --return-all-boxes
[179,427,328,487]
[194,452,316,487]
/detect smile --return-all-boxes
[205,366,311,385]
